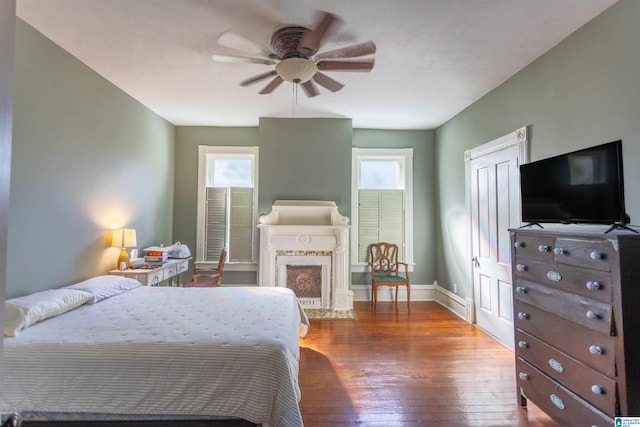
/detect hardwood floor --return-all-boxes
[298,301,560,427]
[19,301,558,427]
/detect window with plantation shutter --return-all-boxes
[379,190,405,257]
[358,190,380,262]
[197,146,258,266]
[229,187,253,262]
[205,187,227,262]
[358,190,405,262]
[352,148,413,271]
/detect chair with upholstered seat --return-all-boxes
[183,247,226,287]
[369,242,410,311]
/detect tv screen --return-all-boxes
[520,140,627,226]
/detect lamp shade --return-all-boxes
[111,229,137,248]
[275,58,318,83]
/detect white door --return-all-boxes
[466,128,527,350]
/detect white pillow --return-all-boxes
[65,275,141,304]
[4,288,94,337]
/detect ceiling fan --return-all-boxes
[212,11,376,97]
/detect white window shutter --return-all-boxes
[205,187,227,262]
[358,190,380,263]
[358,189,405,262]
[229,187,253,262]
[379,190,405,260]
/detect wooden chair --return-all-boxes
[183,248,226,287]
[369,242,410,311]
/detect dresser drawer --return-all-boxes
[516,329,616,415]
[513,234,555,262]
[515,300,615,377]
[514,280,613,335]
[516,358,612,427]
[512,258,612,303]
[553,238,613,272]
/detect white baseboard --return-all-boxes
[351,283,435,302]
[352,281,472,323]
[434,285,467,320]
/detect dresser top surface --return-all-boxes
[510,226,640,240]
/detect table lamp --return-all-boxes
[111,228,137,269]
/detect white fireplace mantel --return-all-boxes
[257,200,353,310]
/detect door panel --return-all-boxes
[470,143,520,349]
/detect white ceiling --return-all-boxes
[16,0,617,130]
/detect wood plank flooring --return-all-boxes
[298,301,559,426]
[19,301,559,427]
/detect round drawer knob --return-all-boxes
[538,245,550,253]
[516,264,527,272]
[516,286,527,294]
[590,251,603,260]
[586,281,601,291]
[591,385,603,395]
[518,372,529,380]
[518,341,529,349]
[553,247,566,255]
[586,310,599,320]
[514,241,526,248]
[518,312,529,320]
[589,345,603,355]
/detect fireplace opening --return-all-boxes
[277,254,331,309]
[286,265,322,298]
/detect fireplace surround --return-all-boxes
[258,200,352,310]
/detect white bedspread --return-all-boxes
[2,286,308,427]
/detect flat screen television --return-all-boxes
[520,140,628,228]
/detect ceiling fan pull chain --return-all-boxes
[291,83,296,118]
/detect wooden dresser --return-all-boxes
[510,228,640,425]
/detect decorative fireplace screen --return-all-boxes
[277,254,331,308]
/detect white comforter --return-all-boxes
[2,286,308,427]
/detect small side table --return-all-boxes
[109,258,191,286]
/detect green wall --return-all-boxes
[173,123,436,288]
[0,0,16,308]
[258,118,352,217]
[434,0,640,299]
[8,20,175,298]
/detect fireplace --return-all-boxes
[258,201,352,310]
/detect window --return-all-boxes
[351,148,413,271]
[196,146,258,266]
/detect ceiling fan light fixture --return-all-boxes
[275,58,317,83]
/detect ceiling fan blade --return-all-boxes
[217,31,273,58]
[314,41,377,61]
[297,11,339,57]
[212,54,276,66]
[259,76,284,94]
[317,60,375,71]
[240,70,278,87]
[300,80,319,97]
[312,72,344,92]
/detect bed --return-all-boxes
[1,279,309,427]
